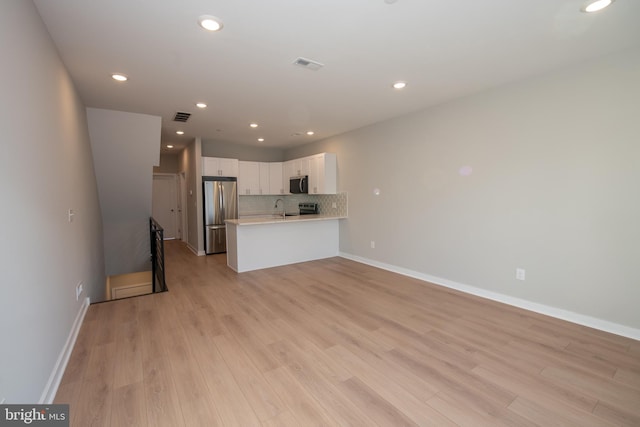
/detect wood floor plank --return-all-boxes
[56,241,640,426]
[73,342,116,427]
[325,345,456,427]
[262,366,340,427]
[113,317,143,389]
[426,392,511,427]
[220,314,283,373]
[138,300,186,427]
[213,333,285,422]
[614,367,640,389]
[472,364,597,413]
[259,410,302,427]
[541,365,640,415]
[592,400,640,427]
[337,376,420,427]
[186,329,261,427]
[111,382,148,427]
[267,339,379,426]
[387,346,516,418]
[508,395,616,427]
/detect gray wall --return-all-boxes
[180,138,203,254]
[286,48,640,331]
[87,108,161,277]
[0,0,105,403]
[202,139,284,161]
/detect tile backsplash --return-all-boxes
[239,192,348,217]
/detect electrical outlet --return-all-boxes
[370,241,375,249]
[516,268,526,281]
[332,202,337,209]
[76,281,83,300]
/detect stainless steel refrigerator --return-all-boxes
[203,177,238,254]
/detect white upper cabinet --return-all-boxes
[308,153,337,194]
[269,162,284,195]
[285,157,310,178]
[238,161,260,195]
[239,161,277,195]
[206,153,335,195]
[259,162,271,194]
[202,157,239,177]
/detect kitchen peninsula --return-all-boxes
[225,214,345,272]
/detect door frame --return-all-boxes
[179,171,188,242]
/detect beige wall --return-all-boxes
[286,48,640,332]
[0,0,105,402]
[153,153,180,174]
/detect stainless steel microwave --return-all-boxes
[289,175,308,194]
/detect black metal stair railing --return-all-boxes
[149,217,167,293]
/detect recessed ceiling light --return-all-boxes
[111,74,128,82]
[166,145,174,149]
[392,81,407,89]
[176,131,184,135]
[196,102,207,108]
[250,123,258,128]
[581,0,614,12]
[306,131,315,136]
[258,138,265,142]
[198,15,223,31]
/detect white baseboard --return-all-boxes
[339,252,640,341]
[186,242,205,256]
[39,297,90,404]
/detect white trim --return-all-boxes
[339,252,640,341]
[39,297,90,404]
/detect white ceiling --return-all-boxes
[34,0,640,154]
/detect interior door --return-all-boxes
[152,174,177,239]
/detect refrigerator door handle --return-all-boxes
[220,182,225,221]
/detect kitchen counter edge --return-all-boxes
[226,214,346,226]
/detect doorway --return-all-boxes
[152,174,178,239]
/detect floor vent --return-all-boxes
[173,111,191,122]
[293,57,324,71]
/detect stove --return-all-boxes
[298,202,319,215]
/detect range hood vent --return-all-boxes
[293,57,324,71]
[173,112,191,122]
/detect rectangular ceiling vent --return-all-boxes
[173,111,191,122]
[293,57,324,71]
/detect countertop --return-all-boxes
[226,214,346,226]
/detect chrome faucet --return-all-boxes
[274,198,285,219]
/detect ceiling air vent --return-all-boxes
[293,57,324,71]
[173,111,191,122]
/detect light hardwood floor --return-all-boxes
[55,240,640,426]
